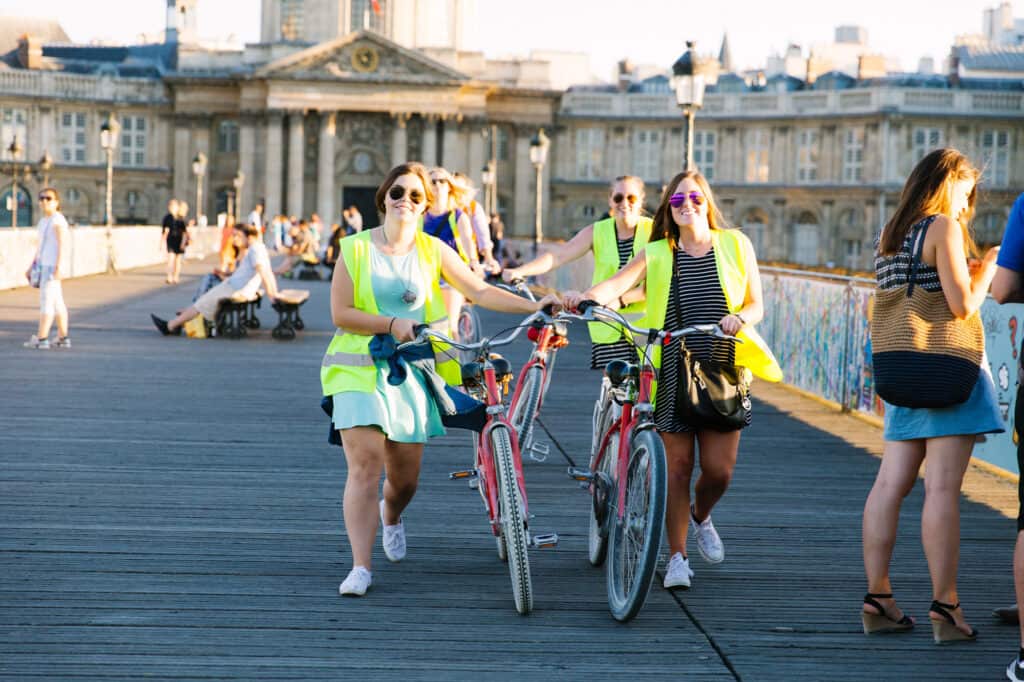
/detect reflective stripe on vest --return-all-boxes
[588,217,653,344]
[320,230,462,396]
[643,229,783,408]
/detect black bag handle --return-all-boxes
[905,216,935,298]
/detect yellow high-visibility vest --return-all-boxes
[643,229,783,407]
[321,230,461,396]
[589,216,653,344]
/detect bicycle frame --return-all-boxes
[506,321,565,422]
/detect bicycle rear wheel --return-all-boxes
[587,392,618,567]
[606,428,666,622]
[508,365,544,452]
[492,426,533,614]
[457,304,481,362]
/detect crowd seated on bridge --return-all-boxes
[150,222,279,336]
[274,219,322,278]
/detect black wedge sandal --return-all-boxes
[929,600,978,644]
[862,593,915,634]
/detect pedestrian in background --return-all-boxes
[23,188,71,350]
[861,148,1001,644]
[990,192,1024,679]
[162,198,188,284]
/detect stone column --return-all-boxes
[441,116,459,168]
[264,112,283,220]
[512,127,532,238]
[467,121,485,187]
[172,121,191,206]
[287,111,305,218]
[391,114,408,168]
[820,199,834,265]
[421,115,438,167]
[317,111,336,223]
[772,198,787,262]
[238,116,257,215]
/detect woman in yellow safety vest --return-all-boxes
[422,167,482,338]
[324,162,560,597]
[562,170,781,592]
[504,175,652,371]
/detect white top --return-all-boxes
[468,201,492,253]
[36,212,69,268]
[227,241,271,297]
[247,210,263,230]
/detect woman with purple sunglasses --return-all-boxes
[562,170,781,591]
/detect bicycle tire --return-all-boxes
[587,392,618,567]
[457,305,481,362]
[492,426,533,615]
[606,428,667,622]
[508,365,544,452]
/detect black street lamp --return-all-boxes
[672,41,709,172]
[100,114,120,226]
[481,161,496,216]
[528,128,549,256]
[232,170,245,221]
[191,152,207,226]
[37,150,53,188]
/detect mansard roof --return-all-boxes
[254,30,468,85]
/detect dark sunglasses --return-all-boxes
[38,195,55,202]
[612,193,638,205]
[668,191,704,208]
[388,185,425,204]
[430,178,448,187]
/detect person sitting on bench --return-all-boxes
[274,219,320,276]
[151,223,280,336]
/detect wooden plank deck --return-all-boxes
[0,260,1019,681]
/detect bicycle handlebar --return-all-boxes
[493,278,537,303]
[557,302,741,344]
[398,311,544,354]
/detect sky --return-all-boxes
[0,0,1006,80]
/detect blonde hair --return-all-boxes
[428,167,469,211]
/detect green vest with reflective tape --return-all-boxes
[644,229,783,407]
[589,217,653,344]
[321,230,461,396]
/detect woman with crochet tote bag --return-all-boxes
[861,148,1002,644]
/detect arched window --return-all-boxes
[741,207,770,256]
[0,185,31,227]
[792,210,820,265]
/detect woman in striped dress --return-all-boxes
[563,170,780,591]
[503,175,652,370]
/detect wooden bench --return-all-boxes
[271,289,310,340]
[215,291,262,339]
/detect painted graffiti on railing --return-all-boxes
[761,267,1022,476]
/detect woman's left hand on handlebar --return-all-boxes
[718,313,744,336]
[536,293,563,314]
[561,290,585,312]
[390,317,419,342]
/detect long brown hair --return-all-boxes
[374,162,435,214]
[879,148,980,258]
[650,170,729,250]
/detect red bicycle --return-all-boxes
[559,302,736,621]
[498,278,570,461]
[400,312,559,615]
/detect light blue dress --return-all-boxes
[883,352,1005,441]
[331,243,446,443]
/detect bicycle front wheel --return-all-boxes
[587,393,618,567]
[508,365,544,452]
[492,426,533,615]
[457,305,481,362]
[606,428,667,622]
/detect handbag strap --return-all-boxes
[905,216,935,298]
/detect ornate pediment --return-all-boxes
[255,30,467,86]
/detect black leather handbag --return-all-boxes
[675,349,752,432]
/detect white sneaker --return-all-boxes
[338,566,372,596]
[663,552,694,590]
[23,335,50,350]
[380,499,406,562]
[690,507,725,564]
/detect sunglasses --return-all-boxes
[612,193,638,206]
[388,185,425,204]
[430,178,449,186]
[38,195,55,202]
[668,191,704,208]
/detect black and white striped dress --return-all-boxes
[653,246,738,433]
[590,236,639,370]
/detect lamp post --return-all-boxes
[528,128,549,257]
[191,152,207,227]
[37,150,53,188]
[99,115,120,226]
[672,40,708,172]
[481,161,495,217]
[232,169,245,221]
[6,136,23,229]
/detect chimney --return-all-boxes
[17,35,43,70]
[165,0,178,44]
[617,59,635,92]
[857,54,887,80]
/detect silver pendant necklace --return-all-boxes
[376,228,419,305]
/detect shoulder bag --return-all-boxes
[676,347,752,432]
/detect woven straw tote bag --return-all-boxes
[870,220,983,408]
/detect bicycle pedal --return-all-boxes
[468,478,479,489]
[449,469,478,481]
[567,466,594,482]
[528,442,550,463]
[530,533,559,549]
